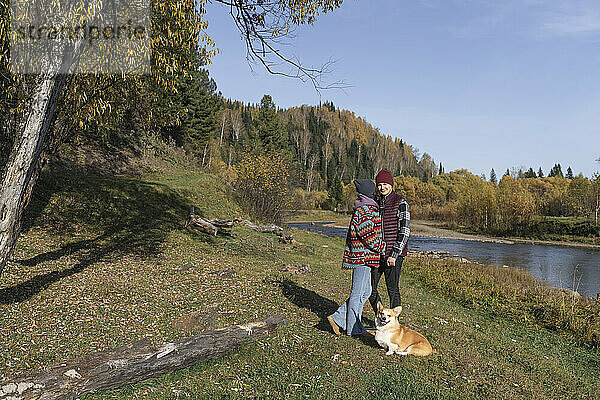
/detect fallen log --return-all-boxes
[185,214,218,235]
[0,315,287,400]
[184,208,240,236]
[240,220,284,236]
[184,208,284,238]
[207,219,236,229]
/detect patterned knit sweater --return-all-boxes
[342,204,386,269]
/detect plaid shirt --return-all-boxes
[390,198,410,259]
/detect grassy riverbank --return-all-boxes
[1,163,599,399]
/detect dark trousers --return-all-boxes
[369,256,403,312]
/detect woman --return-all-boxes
[327,179,386,336]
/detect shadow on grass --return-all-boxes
[273,278,339,332]
[273,278,381,348]
[3,242,110,304]
[1,161,222,305]
[16,233,111,267]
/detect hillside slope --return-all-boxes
[1,160,598,399]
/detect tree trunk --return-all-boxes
[184,208,240,235]
[0,73,67,275]
[201,143,208,168]
[0,315,287,400]
[595,192,600,225]
[219,111,226,146]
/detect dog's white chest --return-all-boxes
[375,330,394,349]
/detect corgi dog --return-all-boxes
[374,302,434,356]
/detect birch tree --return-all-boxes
[0,0,345,276]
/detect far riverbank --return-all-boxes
[409,220,600,250]
[311,218,600,251]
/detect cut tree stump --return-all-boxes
[0,315,287,400]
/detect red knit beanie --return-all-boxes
[376,170,394,186]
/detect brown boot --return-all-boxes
[327,316,341,336]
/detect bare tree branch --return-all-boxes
[211,0,350,92]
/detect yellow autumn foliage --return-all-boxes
[235,153,291,223]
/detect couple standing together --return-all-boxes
[327,169,410,336]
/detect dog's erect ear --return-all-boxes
[377,301,384,312]
[392,306,402,316]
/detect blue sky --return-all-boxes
[205,0,600,178]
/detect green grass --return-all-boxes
[404,256,600,347]
[1,162,599,399]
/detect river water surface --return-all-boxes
[288,222,600,298]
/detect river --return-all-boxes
[287,222,600,298]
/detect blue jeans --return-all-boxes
[329,265,372,336]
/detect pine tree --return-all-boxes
[176,69,220,155]
[439,163,444,175]
[504,169,510,177]
[538,167,544,178]
[524,168,536,178]
[566,166,574,179]
[549,164,564,178]
[255,94,288,153]
[327,179,343,210]
[347,139,359,180]
[490,168,497,184]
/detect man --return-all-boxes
[368,169,410,313]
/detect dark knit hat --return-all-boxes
[376,170,394,186]
[353,179,376,198]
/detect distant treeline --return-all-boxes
[395,169,600,236]
[0,65,435,182]
[157,68,439,193]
